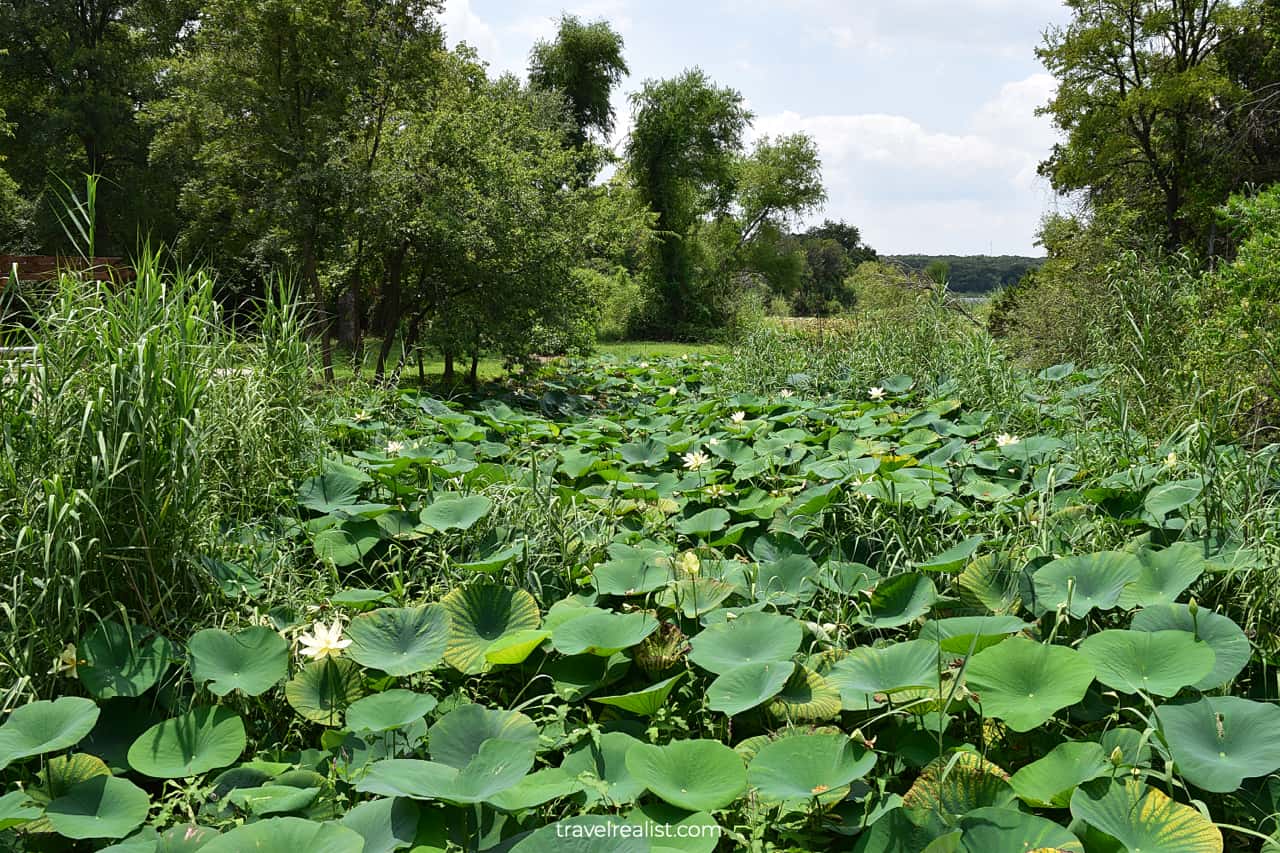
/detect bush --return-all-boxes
[0,254,320,696]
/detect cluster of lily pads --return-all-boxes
[1,355,1275,851]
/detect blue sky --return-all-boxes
[441,0,1074,255]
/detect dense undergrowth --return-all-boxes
[2,273,1280,851]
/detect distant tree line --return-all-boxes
[888,256,1044,294]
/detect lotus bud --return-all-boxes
[1188,597,1199,618]
[1109,746,1124,767]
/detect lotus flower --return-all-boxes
[297,620,351,660]
[682,449,711,470]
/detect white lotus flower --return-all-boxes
[297,620,351,660]
[385,440,404,456]
[868,386,885,400]
[730,410,746,424]
[667,386,679,396]
[638,361,650,369]
[49,643,81,677]
[995,433,1019,447]
[682,449,711,470]
[1165,451,1178,467]
[779,388,794,398]
[704,483,728,498]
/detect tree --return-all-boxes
[1037,0,1249,250]
[0,0,198,253]
[805,220,878,265]
[528,15,628,150]
[626,69,751,332]
[150,0,443,380]
[371,53,622,385]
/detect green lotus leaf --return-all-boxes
[551,608,659,656]
[442,585,541,674]
[338,797,419,853]
[561,731,647,806]
[953,807,1083,852]
[330,588,395,610]
[619,438,669,466]
[826,639,942,711]
[227,784,319,815]
[0,696,99,771]
[858,573,936,628]
[313,518,383,567]
[674,508,730,537]
[188,626,288,697]
[687,611,802,675]
[0,790,41,831]
[593,545,676,596]
[662,577,738,618]
[902,752,1014,817]
[547,652,631,701]
[917,616,1029,654]
[344,690,438,733]
[355,740,535,805]
[199,816,365,852]
[626,739,747,812]
[767,666,842,722]
[1031,551,1141,618]
[1009,741,1110,808]
[427,704,538,769]
[284,657,367,726]
[346,605,449,676]
[1144,478,1204,520]
[1079,629,1214,696]
[707,661,794,716]
[298,467,368,514]
[1157,696,1280,793]
[419,494,493,532]
[752,554,821,605]
[484,629,550,665]
[486,766,584,811]
[1131,603,1250,690]
[46,776,150,840]
[965,637,1094,731]
[747,733,876,809]
[1069,779,1222,853]
[916,536,985,572]
[79,620,173,699]
[42,752,111,798]
[1118,543,1206,608]
[592,671,686,716]
[127,706,246,778]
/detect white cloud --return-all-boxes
[753,74,1058,254]
[440,0,501,63]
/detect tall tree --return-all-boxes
[528,15,628,150]
[626,69,751,331]
[0,0,198,252]
[150,0,442,380]
[1037,0,1248,249]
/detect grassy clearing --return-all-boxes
[332,339,727,386]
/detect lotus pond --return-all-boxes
[2,354,1279,851]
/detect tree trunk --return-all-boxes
[469,350,480,390]
[443,351,455,383]
[304,248,334,382]
[374,243,408,381]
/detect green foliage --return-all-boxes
[0,259,319,698]
[891,255,1040,294]
[528,14,628,149]
[4,347,1280,850]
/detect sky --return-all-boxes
[439,0,1075,256]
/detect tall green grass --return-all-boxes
[0,253,320,703]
